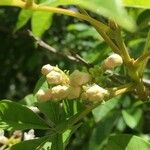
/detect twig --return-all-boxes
[134,49,150,66]
[28,30,92,67]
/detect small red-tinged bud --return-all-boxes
[41,64,54,75]
[81,84,108,102]
[69,70,91,87]
[51,85,69,100]
[36,89,52,102]
[103,53,123,70]
[67,86,81,99]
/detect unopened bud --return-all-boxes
[36,89,52,102]
[41,64,54,75]
[67,86,81,99]
[81,84,108,102]
[0,130,8,144]
[103,53,123,70]
[69,70,91,87]
[46,71,63,85]
[51,85,69,100]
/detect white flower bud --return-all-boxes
[36,89,52,102]
[41,64,54,75]
[69,70,91,87]
[51,85,69,100]
[103,53,123,70]
[0,130,8,144]
[81,84,108,102]
[46,71,63,85]
[67,86,81,99]
[24,129,35,141]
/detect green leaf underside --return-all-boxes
[0,100,49,130]
[123,0,150,9]
[0,0,13,5]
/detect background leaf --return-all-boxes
[33,76,49,94]
[15,9,32,32]
[88,112,119,150]
[0,100,49,130]
[31,11,53,37]
[122,108,142,129]
[106,134,150,150]
[92,97,120,122]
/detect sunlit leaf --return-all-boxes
[123,0,150,9]
[32,11,53,37]
[15,9,32,32]
[0,100,49,130]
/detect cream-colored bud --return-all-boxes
[36,89,52,102]
[69,70,91,87]
[103,53,123,70]
[67,86,81,99]
[0,130,8,144]
[41,64,54,75]
[81,84,108,102]
[51,85,69,100]
[46,71,63,85]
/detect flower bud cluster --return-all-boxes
[36,65,92,102]
[103,53,123,70]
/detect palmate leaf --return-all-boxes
[0,100,49,130]
[106,134,150,150]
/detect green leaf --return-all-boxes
[106,134,150,150]
[88,112,119,150]
[123,0,150,9]
[44,0,135,31]
[36,101,58,127]
[0,100,49,130]
[14,9,32,32]
[0,0,13,5]
[122,108,142,129]
[33,76,49,94]
[10,136,49,150]
[0,0,24,6]
[31,11,53,37]
[20,94,37,106]
[92,97,120,122]
[137,10,150,29]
